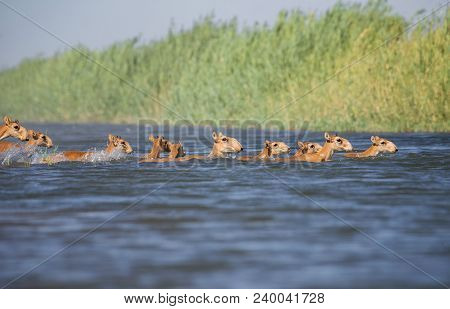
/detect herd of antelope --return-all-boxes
[0,115,398,164]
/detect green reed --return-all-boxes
[0,1,448,131]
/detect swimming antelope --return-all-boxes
[168,131,243,162]
[167,141,186,159]
[270,141,290,157]
[208,131,244,158]
[294,141,322,157]
[27,130,53,148]
[140,138,186,162]
[274,140,321,162]
[238,140,290,161]
[146,134,170,158]
[44,134,132,163]
[0,116,28,141]
[0,130,53,153]
[345,136,398,158]
[295,132,353,162]
[141,135,167,160]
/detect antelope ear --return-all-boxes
[108,134,119,146]
[108,134,115,142]
[297,141,305,149]
[370,136,377,143]
[3,116,12,125]
[212,131,219,142]
[324,132,331,141]
[265,140,271,148]
[148,134,155,142]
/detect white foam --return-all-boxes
[83,148,128,163]
[30,148,130,165]
[0,145,38,165]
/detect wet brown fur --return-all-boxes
[345,136,398,158]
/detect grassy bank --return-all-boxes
[0,1,448,131]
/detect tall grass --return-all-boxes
[0,1,448,131]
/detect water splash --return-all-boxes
[0,145,38,166]
[84,148,129,163]
[1,145,131,165]
[31,148,130,165]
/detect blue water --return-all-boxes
[0,123,449,288]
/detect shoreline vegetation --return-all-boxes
[0,1,448,132]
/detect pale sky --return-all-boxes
[0,0,445,69]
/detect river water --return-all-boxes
[0,123,449,288]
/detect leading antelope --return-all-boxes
[0,130,53,153]
[0,116,28,141]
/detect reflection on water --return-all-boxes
[0,123,449,288]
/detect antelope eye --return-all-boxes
[13,125,19,130]
[222,137,227,142]
[273,143,278,147]
[121,141,126,145]
[310,145,315,148]
[336,139,342,143]
[381,141,386,145]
